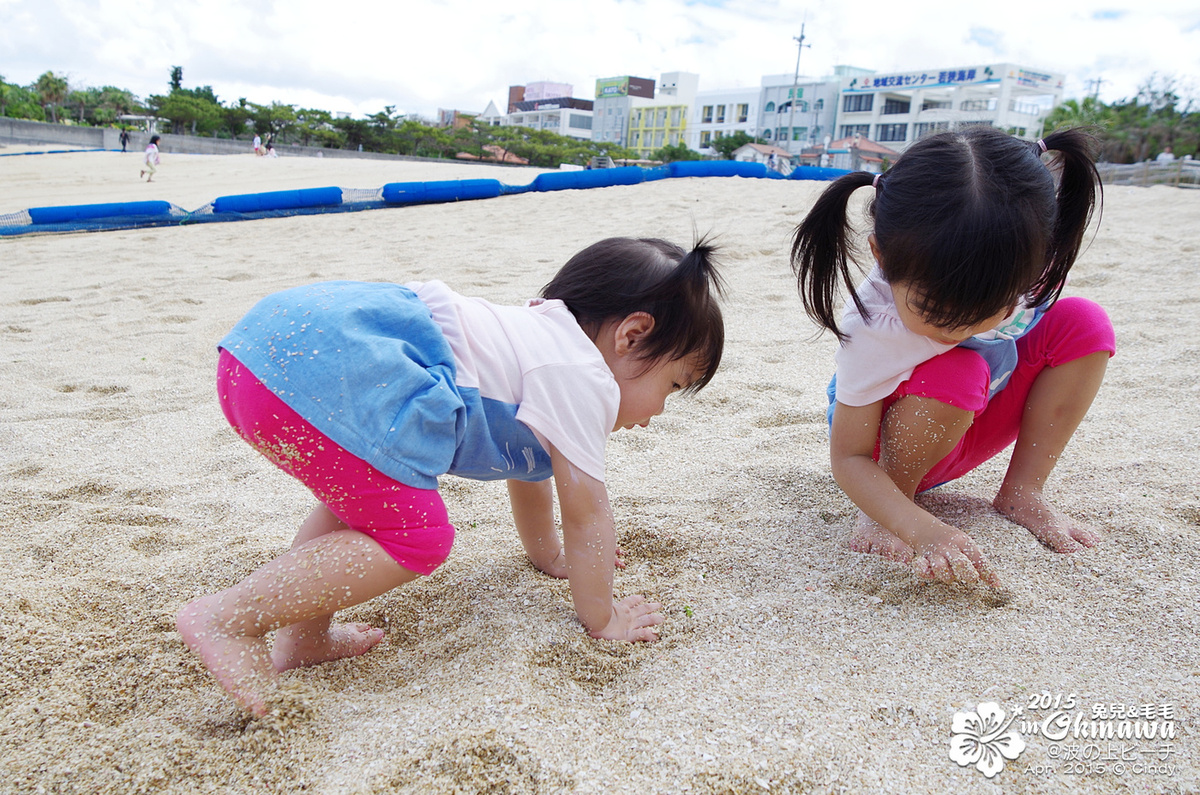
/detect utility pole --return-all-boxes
[1087,77,1105,102]
[786,22,810,156]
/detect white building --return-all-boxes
[834,63,1064,151]
[758,71,845,156]
[477,84,596,140]
[505,97,594,140]
[688,86,761,153]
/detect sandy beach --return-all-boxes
[1,143,1197,794]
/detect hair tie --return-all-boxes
[1037,139,1048,153]
[872,173,881,189]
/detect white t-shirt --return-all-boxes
[410,280,619,482]
[833,266,1039,407]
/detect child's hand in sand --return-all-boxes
[588,594,663,642]
[910,523,1001,587]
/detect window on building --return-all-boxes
[876,123,907,142]
[657,109,668,127]
[792,127,807,141]
[670,108,681,126]
[568,114,592,130]
[914,121,949,138]
[797,100,808,113]
[716,105,726,123]
[882,98,911,115]
[960,99,996,112]
[764,101,776,113]
[1009,99,1040,115]
[763,128,773,140]
[713,130,723,140]
[840,124,870,138]
[737,103,749,122]
[701,131,712,146]
[843,94,873,113]
[957,120,995,129]
[702,105,714,123]
[655,131,664,148]
[815,99,824,110]
[921,99,951,111]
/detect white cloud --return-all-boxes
[1,0,1197,118]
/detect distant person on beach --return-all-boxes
[119,129,130,153]
[177,237,727,715]
[1156,146,1175,163]
[139,135,161,182]
[253,133,262,156]
[791,127,1112,587]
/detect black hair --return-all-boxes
[790,126,1102,339]
[149,135,161,145]
[541,236,726,393]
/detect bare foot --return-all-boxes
[177,596,277,716]
[993,485,1101,553]
[847,511,914,563]
[270,622,385,672]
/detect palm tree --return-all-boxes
[34,71,69,123]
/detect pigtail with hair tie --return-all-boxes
[790,170,878,340]
[1026,127,1103,308]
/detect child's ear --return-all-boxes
[614,311,655,355]
[867,234,883,263]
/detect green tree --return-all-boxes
[331,116,370,151]
[34,70,68,123]
[1043,96,1109,134]
[250,101,297,142]
[711,130,764,159]
[221,97,253,140]
[294,108,344,148]
[156,91,223,134]
[0,78,44,120]
[650,142,701,163]
[170,66,183,91]
[1045,73,1198,163]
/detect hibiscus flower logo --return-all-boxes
[948,702,1026,778]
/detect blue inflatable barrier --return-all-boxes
[1,157,857,237]
[788,165,850,181]
[211,186,344,214]
[531,166,646,192]
[28,200,175,225]
[382,179,502,205]
[667,161,771,179]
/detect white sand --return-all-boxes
[0,145,1196,794]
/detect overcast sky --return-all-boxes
[2,0,1197,119]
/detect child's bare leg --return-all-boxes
[268,506,393,671]
[177,521,417,715]
[994,351,1108,552]
[848,395,974,563]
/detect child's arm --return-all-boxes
[830,401,1001,586]
[507,479,568,578]
[547,446,662,641]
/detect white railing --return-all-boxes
[1096,160,1200,188]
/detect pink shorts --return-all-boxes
[216,349,454,575]
[880,297,1116,492]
